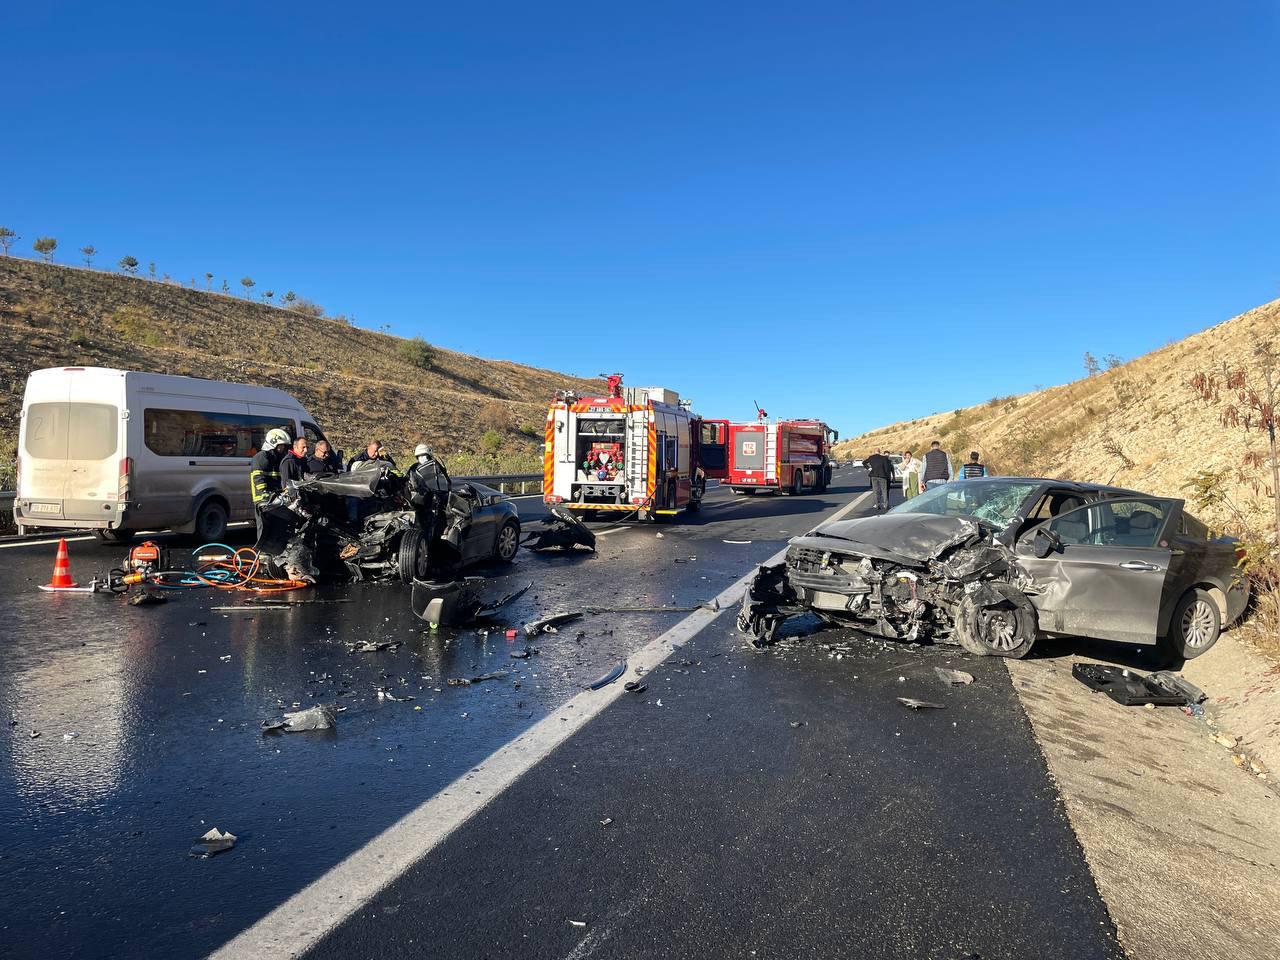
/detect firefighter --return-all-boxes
[250,428,293,542]
[407,443,469,552]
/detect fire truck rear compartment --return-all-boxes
[574,417,627,505]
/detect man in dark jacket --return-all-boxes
[308,438,342,475]
[347,440,396,471]
[865,448,893,512]
[280,437,311,485]
[921,441,952,492]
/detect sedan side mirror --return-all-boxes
[1031,527,1060,559]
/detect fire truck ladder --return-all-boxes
[626,417,649,506]
[765,426,779,482]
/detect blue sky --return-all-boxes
[3,2,1278,435]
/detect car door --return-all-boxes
[1014,497,1178,644]
[459,490,496,564]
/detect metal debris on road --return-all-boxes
[624,680,647,694]
[599,818,614,827]
[934,667,975,686]
[376,687,416,702]
[189,827,236,858]
[569,920,587,928]
[128,591,168,606]
[524,611,584,637]
[509,648,540,659]
[789,720,806,728]
[522,507,596,552]
[447,671,510,686]
[588,661,627,690]
[723,539,752,544]
[897,698,945,710]
[263,704,337,733]
[352,640,401,653]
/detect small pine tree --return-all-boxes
[205,272,213,290]
[221,279,230,294]
[118,255,139,275]
[240,277,255,297]
[1083,352,1101,376]
[0,226,17,255]
[148,262,156,280]
[80,245,96,268]
[283,290,297,305]
[480,429,503,458]
[32,236,57,262]
[263,290,274,303]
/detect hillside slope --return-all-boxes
[835,296,1280,532]
[0,258,599,475]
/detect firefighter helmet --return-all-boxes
[265,428,291,448]
[414,443,433,462]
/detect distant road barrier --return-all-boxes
[0,475,545,537]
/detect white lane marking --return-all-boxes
[0,535,97,550]
[209,488,873,960]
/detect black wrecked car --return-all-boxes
[739,477,1249,661]
[257,460,520,584]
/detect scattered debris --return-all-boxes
[569,920,587,928]
[29,729,40,739]
[376,688,416,702]
[128,590,168,607]
[789,720,806,728]
[524,611,584,638]
[509,648,539,659]
[1072,663,1201,707]
[262,704,337,733]
[624,681,647,695]
[599,817,614,827]
[723,539,752,544]
[897,698,944,710]
[447,671,509,686]
[588,661,627,690]
[352,640,401,653]
[189,827,237,858]
[522,507,597,552]
[934,667,974,686]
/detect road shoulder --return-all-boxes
[1006,649,1280,960]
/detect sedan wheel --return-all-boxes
[954,595,1036,659]
[1160,588,1221,662]
[495,520,519,563]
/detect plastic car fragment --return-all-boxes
[189,827,236,858]
[588,661,627,690]
[934,667,974,685]
[522,507,596,552]
[524,611,585,638]
[262,704,337,732]
[897,698,944,710]
[1071,663,1199,707]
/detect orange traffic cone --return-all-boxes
[45,538,78,589]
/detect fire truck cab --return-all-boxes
[544,377,727,521]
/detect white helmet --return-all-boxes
[265,428,291,448]
[414,443,433,464]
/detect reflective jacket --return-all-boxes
[250,448,285,504]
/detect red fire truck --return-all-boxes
[725,412,838,496]
[543,376,728,521]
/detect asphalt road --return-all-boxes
[0,470,1123,959]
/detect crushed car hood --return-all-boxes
[791,513,986,566]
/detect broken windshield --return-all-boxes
[890,479,1040,527]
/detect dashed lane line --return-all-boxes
[208,487,874,960]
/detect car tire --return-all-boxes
[495,519,519,563]
[94,528,131,544]
[1160,588,1221,661]
[192,499,229,544]
[398,529,426,584]
[954,595,1036,659]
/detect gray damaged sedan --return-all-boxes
[739,477,1249,661]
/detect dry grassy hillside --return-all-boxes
[835,296,1280,534]
[0,258,600,479]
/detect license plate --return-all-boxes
[29,502,61,514]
